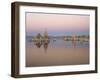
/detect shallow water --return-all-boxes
[26,37,89,48]
[26,37,89,67]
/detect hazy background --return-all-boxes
[26,13,90,36]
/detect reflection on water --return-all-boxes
[34,41,49,53]
[26,36,89,67]
[26,37,89,53]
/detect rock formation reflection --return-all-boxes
[29,30,89,53]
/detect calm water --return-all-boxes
[26,37,89,48]
[26,37,89,67]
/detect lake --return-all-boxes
[26,37,89,67]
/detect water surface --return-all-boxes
[26,37,89,67]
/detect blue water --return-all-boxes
[26,37,89,48]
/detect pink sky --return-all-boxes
[26,13,89,35]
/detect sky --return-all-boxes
[26,12,90,36]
